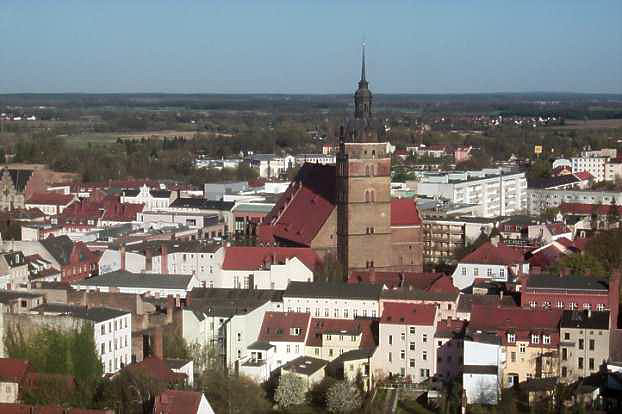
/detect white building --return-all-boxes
[294,154,336,165]
[71,270,200,299]
[24,193,77,216]
[254,312,311,372]
[375,302,438,383]
[416,169,527,217]
[30,303,132,375]
[571,157,607,183]
[121,185,175,211]
[606,161,622,183]
[248,154,296,179]
[526,188,622,216]
[463,334,505,405]
[282,282,382,320]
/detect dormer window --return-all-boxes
[531,334,540,344]
[290,327,301,336]
[507,333,516,343]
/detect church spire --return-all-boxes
[354,42,372,119]
[361,41,366,83]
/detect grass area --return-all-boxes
[396,395,436,414]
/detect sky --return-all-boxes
[1,0,621,94]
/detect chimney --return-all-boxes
[499,291,504,301]
[136,294,144,316]
[160,245,168,274]
[120,245,126,272]
[490,236,499,247]
[369,268,376,284]
[399,272,405,288]
[152,326,163,359]
[145,249,152,271]
[166,295,174,324]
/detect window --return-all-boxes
[564,332,570,340]
[388,352,392,362]
[409,359,415,368]
[543,335,551,345]
[101,343,105,355]
[315,308,320,317]
[562,366,567,378]
[507,333,516,343]
[401,333,405,341]
[511,352,516,363]
[557,301,564,309]
[422,334,427,343]
[474,268,479,277]
[409,327,415,334]
[499,268,505,278]
[589,358,595,370]
[529,301,537,308]
[329,349,333,357]
[570,302,577,310]
[324,308,329,317]
[314,348,319,356]
[388,335,393,345]
[597,304,605,311]
[531,334,540,344]
[579,339,584,350]
[578,357,584,370]
[589,339,595,351]
[343,309,348,318]
[519,344,526,353]
[334,309,339,318]
[101,325,105,335]
[237,333,241,342]
[422,351,427,361]
[290,328,301,336]
[461,267,466,276]
[295,345,299,353]
[286,344,291,353]
[562,348,567,361]
[410,342,415,351]
[400,350,405,360]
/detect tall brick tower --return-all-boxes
[337,44,392,275]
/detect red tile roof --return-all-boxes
[127,357,187,383]
[460,242,527,266]
[222,246,320,271]
[258,312,311,343]
[153,390,203,414]
[435,319,468,338]
[390,198,422,226]
[100,202,144,222]
[26,192,75,206]
[0,358,30,382]
[306,318,377,347]
[546,223,570,236]
[551,166,572,176]
[560,202,622,215]
[347,271,456,294]
[528,245,565,270]
[380,302,436,326]
[470,305,561,332]
[573,171,594,181]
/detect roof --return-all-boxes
[127,357,186,383]
[463,365,498,375]
[561,310,610,330]
[332,347,376,362]
[528,175,580,189]
[284,281,382,301]
[30,303,129,323]
[170,198,235,211]
[390,198,422,226]
[247,341,274,351]
[124,239,220,255]
[435,319,468,339]
[4,169,33,193]
[0,290,44,305]
[72,270,194,290]
[26,192,75,206]
[518,376,559,392]
[262,164,336,246]
[187,288,282,318]
[380,302,436,326]
[573,171,594,181]
[380,287,459,302]
[306,318,377,347]
[560,202,622,216]
[525,274,609,292]
[546,222,570,236]
[40,235,75,266]
[0,358,30,383]
[460,241,526,266]
[258,312,310,343]
[153,390,206,414]
[281,356,328,376]
[457,293,519,314]
[347,271,448,290]
[222,246,320,271]
[469,304,562,332]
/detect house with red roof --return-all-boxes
[305,317,376,362]
[469,304,562,387]
[451,240,529,290]
[220,246,318,290]
[0,358,30,403]
[153,389,215,414]
[375,302,438,383]
[435,318,468,381]
[25,192,77,216]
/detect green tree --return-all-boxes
[199,368,272,414]
[326,381,362,413]
[163,332,190,359]
[526,159,552,181]
[548,253,607,278]
[584,228,622,274]
[274,373,307,409]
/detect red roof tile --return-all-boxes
[258,312,311,343]
[528,245,565,270]
[460,242,527,266]
[306,318,377,348]
[127,357,186,383]
[560,202,622,215]
[0,358,30,382]
[573,171,594,181]
[380,302,436,326]
[390,198,422,226]
[222,246,320,271]
[546,223,570,236]
[26,192,75,206]
[470,305,561,332]
[347,271,455,293]
[153,390,203,414]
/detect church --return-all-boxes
[258,46,424,276]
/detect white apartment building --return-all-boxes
[120,185,176,211]
[606,161,622,183]
[571,157,607,183]
[30,304,132,375]
[283,282,382,320]
[294,154,336,165]
[375,302,438,383]
[463,335,505,405]
[416,169,527,218]
[248,154,296,179]
[527,188,622,216]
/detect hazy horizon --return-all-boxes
[1,1,621,95]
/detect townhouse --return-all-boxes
[282,282,382,320]
[435,318,468,381]
[376,302,438,383]
[254,312,312,372]
[304,317,376,362]
[462,332,505,405]
[121,184,176,211]
[24,192,77,216]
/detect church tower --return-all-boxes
[337,44,392,275]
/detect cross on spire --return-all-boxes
[361,41,366,82]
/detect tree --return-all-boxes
[199,368,272,414]
[548,253,607,278]
[585,228,622,274]
[163,332,190,359]
[314,253,344,282]
[326,381,362,413]
[526,159,552,181]
[274,373,307,409]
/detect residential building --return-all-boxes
[0,358,29,403]
[280,356,328,391]
[380,287,459,322]
[25,192,77,216]
[283,282,382,320]
[571,156,607,182]
[434,318,467,381]
[559,310,610,383]
[451,240,529,290]
[294,154,336,166]
[605,160,622,182]
[165,198,235,235]
[121,185,176,211]
[247,154,295,178]
[204,182,248,201]
[527,188,622,216]
[462,333,504,405]
[305,317,376,361]
[256,312,311,370]
[376,302,438,383]
[153,389,216,414]
[0,251,29,289]
[29,304,132,375]
[415,169,528,217]
[71,270,200,299]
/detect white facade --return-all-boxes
[282,296,379,320]
[120,185,172,211]
[463,339,505,405]
[250,155,296,178]
[416,170,527,218]
[606,162,622,183]
[376,320,437,383]
[94,312,132,375]
[71,275,200,299]
[571,157,607,182]
[220,257,313,291]
[25,200,74,216]
[527,189,622,215]
[294,154,336,165]
[452,262,529,290]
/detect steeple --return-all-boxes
[354,42,372,119]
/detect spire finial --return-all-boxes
[361,41,366,82]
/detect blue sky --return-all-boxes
[1,0,621,94]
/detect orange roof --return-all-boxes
[381,302,436,326]
[573,171,594,181]
[390,198,422,226]
[222,246,320,271]
[127,357,186,383]
[27,192,75,206]
[460,242,527,266]
[153,390,204,414]
[258,312,310,343]
[0,358,30,383]
[306,317,377,347]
